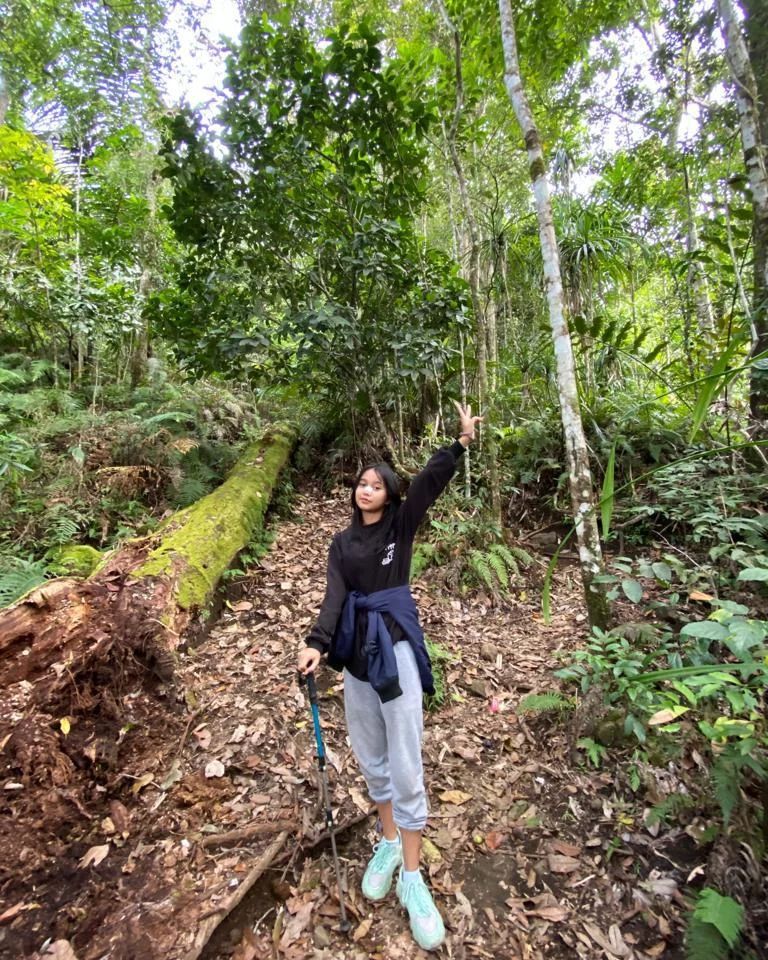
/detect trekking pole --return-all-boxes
[301,671,352,935]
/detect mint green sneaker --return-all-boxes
[361,837,403,901]
[396,871,446,951]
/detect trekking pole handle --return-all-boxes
[305,671,319,706]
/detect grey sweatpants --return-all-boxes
[343,641,428,832]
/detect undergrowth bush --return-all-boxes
[410,483,535,598]
[0,354,262,605]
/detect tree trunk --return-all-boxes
[436,0,502,523]
[682,163,715,337]
[718,0,768,425]
[130,172,161,387]
[498,0,608,627]
[366,384,414,476]
[645,17,715,338]
[73,140,86,382]
[0,67,8,126]
[0,423,296,694]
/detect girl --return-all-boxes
[297,401,482,952]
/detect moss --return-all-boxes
[46,544,103,578]
[134,422,296,611]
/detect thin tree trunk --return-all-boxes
[498,0,608,628]
[645,15,715,338]
[445,169,472,496]
[367,384,413,476]
[459,331,471,499]
[130,173,160,387]
[484,254,499,394]
[436,0,501,523]
[718,0,768,425]
[723,187,753,319]
[0,67,8,125]
[682,161,715,337]
[74,140,85,382]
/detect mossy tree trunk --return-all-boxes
[0,423,296,693]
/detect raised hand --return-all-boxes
[452,400,484,442]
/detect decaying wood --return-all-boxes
[185,829,290,960]
[0,423,296,696]
[199,819,295,849]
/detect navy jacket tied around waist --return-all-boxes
[329,585,435,703]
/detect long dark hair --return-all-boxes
[350,461,402,525]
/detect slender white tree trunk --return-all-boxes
[498,0,607,626]
[718,0,768,424]
[683,169,715,336]
[0,68,9,126]
[74,140,85,382]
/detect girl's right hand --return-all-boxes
[298,646,322,675]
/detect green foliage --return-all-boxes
[0,360,261,572]
[644,792,696,828]
[0,431,35,483]
[0,555,50,607]
[576,737,608,768]
[46,509,82,545]
[410,542,438,579]
[159,14,469,429]
[424,635,454,712]
[686,888,744,960]
[557,591,768,831]
[517,692,572,715]
[173,474,212,509]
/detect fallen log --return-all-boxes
[184,830,291,960]
[0,422,296,695]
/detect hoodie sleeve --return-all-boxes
[306,536,347,655]
[399,440,465,540]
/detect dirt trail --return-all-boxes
[1,486,691,959]
[175,487,688,960]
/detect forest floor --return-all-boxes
[1,484,701,960]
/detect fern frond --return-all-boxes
[469,550,495,592]
[144,411,191,426]
[174,475,210,507]
[489,542,515,569]
[50,389,83,414]
[169,437,199,455]
[645,792,695,827]
[509,545,535,567]
[0,368,27,387]
[517,692,571,715]
[490,543,519,577]
[48,513,80,545]
[0,557,49,607]
[488,550,509,589]
[686,888,744,959]
[95,465,164,499]
[712,759,740,825]
[29,359,57,383]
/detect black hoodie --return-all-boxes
[306,440,465,681]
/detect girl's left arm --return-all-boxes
[399,440,465,537]
[400,402,482,538]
